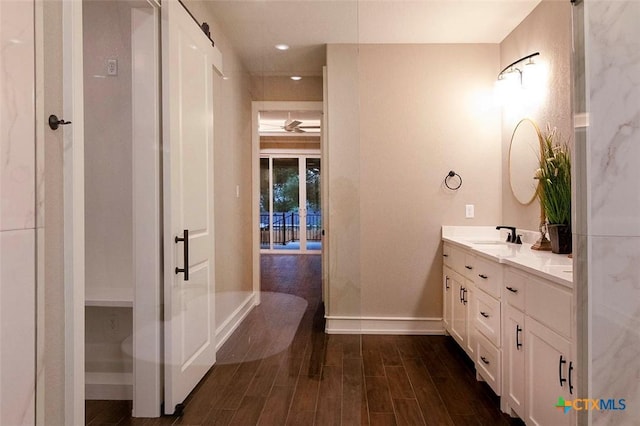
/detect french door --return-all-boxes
[260,155,321,253]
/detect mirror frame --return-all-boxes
[508,118,543,205]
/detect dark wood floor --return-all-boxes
[86,254,523,426]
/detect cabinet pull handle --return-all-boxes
[462,288,467,305]
[478,274,488,279]
[443,254,449,257]
[568,361,574,395]
[445,276,450,290]
[174,229,189,281]
[516,325,522,349]
[465,265,473,270]
[559,355,567,388]
[480,311,489,318]
[480,356,490,365]
[506,286,518,293]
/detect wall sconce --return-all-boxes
[494,52,541,105]
[497,52,540,86]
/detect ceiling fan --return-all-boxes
[283,112,320,133]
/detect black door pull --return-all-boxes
[568,361,574,395]
[48,114,71,130]
[516,325,522,349]
[559,355,567,387]
[175,229,189,281]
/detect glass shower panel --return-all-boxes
[272,158,300,250]
[305,158,321,251]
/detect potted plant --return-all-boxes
[535,125,571,254]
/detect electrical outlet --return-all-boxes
[465,204,475,218]
[107,59,118,76]
[106,315,119,332]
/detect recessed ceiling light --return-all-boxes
[290,76,302,81]
[275,44,290,51]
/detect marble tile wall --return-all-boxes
[576,1,640,424]
[0,0,37,425]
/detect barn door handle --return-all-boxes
[175,229,189,281]
[48,114,71,130]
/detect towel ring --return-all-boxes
[444,170,462,190]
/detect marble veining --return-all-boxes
[590,236,640,425]
[0,0,36,232]
[586,0,640,237]
[578,1,640,425]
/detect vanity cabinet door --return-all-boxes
[450,273,467,348]
[526,318,574,426]
[464,283,475,358]
[443,266,453,331]
[505,306,525,419]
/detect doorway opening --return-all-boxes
[251,101,325,305]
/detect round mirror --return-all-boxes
[509,118,542,205]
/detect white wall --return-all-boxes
[500,0,573,231]
[326,44,501,330]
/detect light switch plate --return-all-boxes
[465,204,475,218]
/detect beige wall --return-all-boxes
[250,76,323,101]
[326,44,502,319]
[42,0,65,422]
[188,1,254,325]
[83,1,133,291]
[500,0,572,231]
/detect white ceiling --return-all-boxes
[205,0,542,77]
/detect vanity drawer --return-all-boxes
[462,252,476,281]
[448,245,465,272]
[442,243,452,267]
[474,290,501,347]
[526,276,572,338]
[474,257,502,298]
[504,269,526,311]
[476,333,501,396]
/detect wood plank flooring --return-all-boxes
[86,254,523,426]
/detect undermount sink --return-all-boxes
[545,265,573,274]
[467,240,509,245]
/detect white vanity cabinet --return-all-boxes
[502,267,575,426]
[442,243,475,359]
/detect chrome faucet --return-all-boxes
[496,226,521,244]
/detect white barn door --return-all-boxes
[162,0,222,415]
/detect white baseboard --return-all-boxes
[325,316,445,335]
[85,372,133,400]
[215,292,257,351]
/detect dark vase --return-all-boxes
[547,224,572,254]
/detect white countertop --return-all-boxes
[442,226,573,288]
